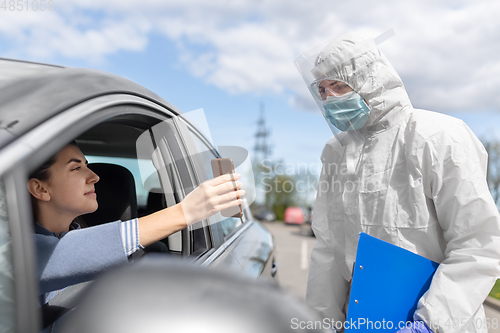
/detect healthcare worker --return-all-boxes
[295,32,500,333]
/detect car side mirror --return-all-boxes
[60,256,328,333]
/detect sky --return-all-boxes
[1,0,500,185]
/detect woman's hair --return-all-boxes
[29,153,58,182]
[29,141,79,180]
[29,141,87,227]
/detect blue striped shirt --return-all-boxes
[35,219,144,333]
[120,218,143,256]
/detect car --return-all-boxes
[255,208,276,222]
[284,206,305,225]
[300,207,315,237]
[0,58,278,332]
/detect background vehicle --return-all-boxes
[0,58,277,332]
[254,208,276,222]
[284,206,305,225]
[300,207,314,237]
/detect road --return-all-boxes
[261,221,500,329]
[261,221,316,301]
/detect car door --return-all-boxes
[0,89,278,331]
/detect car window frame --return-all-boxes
[148,126,191,255]
[1,169,40,333]
[161,117,214,256]
[175,119,224,247]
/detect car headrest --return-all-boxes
[146,189,165,215]
[80,163,137,226]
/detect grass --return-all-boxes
[489,279,500,300]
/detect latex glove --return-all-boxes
[180,173,244,226]
[396,321,434,333]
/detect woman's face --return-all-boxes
[43,144,100,217]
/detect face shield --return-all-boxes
[294,30,395,144]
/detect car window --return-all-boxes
[77,113,182,254]
[179,120,243,240]
[0,181,16,333]
[85,156,160,215]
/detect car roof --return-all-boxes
[0,58,180,149]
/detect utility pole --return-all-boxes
[253,102,273,163]
[253,103,273,208]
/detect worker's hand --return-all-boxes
[180,173,244,226]
[395,321,433,333]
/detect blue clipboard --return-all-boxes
[345,233,439,332]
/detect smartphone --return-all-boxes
[211,158,242,218]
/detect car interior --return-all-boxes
[29,107,250,260]
[70,114,184,255]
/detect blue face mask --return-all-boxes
[323,91,371,131]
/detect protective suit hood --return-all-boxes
[304,32,413,134]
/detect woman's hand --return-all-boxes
[180,173,245,226]
[137,173,244,247]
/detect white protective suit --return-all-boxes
[305,32,500,333]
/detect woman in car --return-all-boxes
[28,141,244,328]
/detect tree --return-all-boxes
[251,159,317,220]
[483,140,500,206]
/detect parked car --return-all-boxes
[0,58,278,332]
[300,207,315,237]
[255,208,276,222]
[284,206,305,224]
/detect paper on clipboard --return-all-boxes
[345,233,439,332]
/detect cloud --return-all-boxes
[0,8,151,63]
[0,0,498,112]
